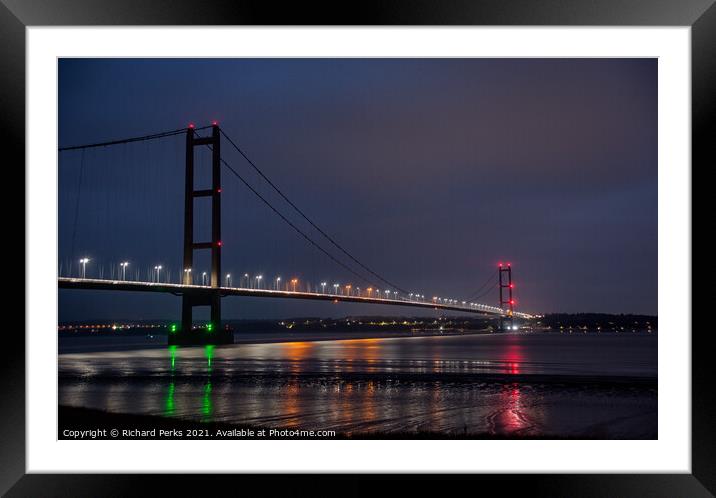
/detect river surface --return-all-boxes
[58,331,657,438]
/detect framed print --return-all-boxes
[4,0,712,494]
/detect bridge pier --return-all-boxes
[169,123,233,346]
[499,316,514,332]
[169,289,233,346]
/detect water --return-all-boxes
[58,332,657,438]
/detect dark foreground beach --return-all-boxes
[58,331,657,440]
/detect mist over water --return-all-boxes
[59,332,657,438]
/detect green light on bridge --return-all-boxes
[169,323,177,333]
[206,322,214,332]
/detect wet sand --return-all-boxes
[59,332,657,439]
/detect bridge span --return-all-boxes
[58,277,534,320]
[59,123,535,344]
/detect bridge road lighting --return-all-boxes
[79,258,90,279]
[291,278,298,292]
[120,261,129,281]
[275,276,281,290]
[321,282,327,294]
[202,272,207,286]
[256,275,263,289]
[183,268,192,284]
[154,265,163,283]
[333,283,339,295]
[226,274,231,287]
[345,285,352,296]
[367,287,373,297]
[384,290,390,299]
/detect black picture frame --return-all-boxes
[4,0,711,494]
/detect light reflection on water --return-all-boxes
[59,333,657,437]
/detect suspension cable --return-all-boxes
[465,268,499,301]
[191,130,378,288]
[58,126,211,152]
[219,128,409,295]
[69,148,85,261]
[470,280,499,302]
[221,157,377,287]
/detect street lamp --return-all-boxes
[275,276,281,290]
[202,271,207,286]
[291,278,298,292]
[321,282,327,294]
[256,275,263,289]
[345,284,352,296]
[367,287,373,297]
[384,290,390,299]
[333,283,339,295]
[226,274,231,287]
[79,258,90,279]
[243,273,249,288]
[154,265,162,283]
[120,261,129,281]
[183,267,192,284]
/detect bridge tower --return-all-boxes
[170,123,233,345]
[498,263,514,332]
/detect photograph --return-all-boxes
[56,57,658,441]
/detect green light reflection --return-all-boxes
[201,345,215,421]
[202,381,213,420]
[165,382,176,416]
[205,344,215,373]
[165,345,178,416]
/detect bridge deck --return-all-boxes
[58,277,533,319]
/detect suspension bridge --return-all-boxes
[58,123,533,345]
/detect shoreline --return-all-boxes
[58,328,656,355]
[58,370,657,386]
[58,328,497,354]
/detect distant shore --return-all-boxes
[58,327,496,354]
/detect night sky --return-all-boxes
[58,58,657,321]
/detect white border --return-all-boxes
[27,27,690,473]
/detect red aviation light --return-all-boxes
[188,123,195,129]
[217,241,223,247]
[212,120,218,126]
